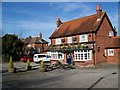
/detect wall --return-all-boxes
[75,60,94,67]
[95,16,113,64]
[106,48,120,64]
[51,33,95,46]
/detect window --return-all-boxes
[109,31,114,37]
[104,50,106,56]
[38,55,46,58]
[74,50,92,61]
[67,37,72,43]
[79,34,88,42]
[108,49,114,56]
[56,38,61,45]
[51,52,64,60]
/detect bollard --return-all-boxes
[26,59,31,71]
[8,56,17,73]
[40,60,46,72]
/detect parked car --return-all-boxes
[33,54,51,63]
[20,55,33,62]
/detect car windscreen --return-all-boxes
[38,55,46,58]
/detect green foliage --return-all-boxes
[2,34,24,61]
[27,59,30,66]
[9,56,14,68]
[40,60,45,68]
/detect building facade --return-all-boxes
[49,4,119,66]
[22,33,48,56]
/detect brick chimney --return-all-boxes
[40,33,42,41]
[96,4,102,19]
[56,17,62,28]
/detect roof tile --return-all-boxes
[49,12,105,39]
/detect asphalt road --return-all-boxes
[1,62,119,89]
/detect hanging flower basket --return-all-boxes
[62,39,65,43]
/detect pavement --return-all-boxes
[1,61,40,73]
[1,61,119,89]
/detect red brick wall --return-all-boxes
[75,60,94,67]
[51,39,56,45]
[51,34,95,46]
[106,49,120,64]
[95,17,113,64]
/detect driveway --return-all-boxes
[1,62,118,89]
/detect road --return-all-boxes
[1,62,119,89]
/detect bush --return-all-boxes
[9,56,14,68]
[40,60,45,68]
[26,59,31,71]
[26,59,30,66]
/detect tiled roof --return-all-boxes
[23,36,48,45]
[24,37,32,45]
[49,12,106,39]
[107,36,120,48]
[44,45,51,52]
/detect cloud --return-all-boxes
[49,2,95,22]
[51,3,94,13]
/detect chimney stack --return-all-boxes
[40,33,42,41]
[56,17,62,28]
[96,4,102,19]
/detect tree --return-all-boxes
[2,34,24,61]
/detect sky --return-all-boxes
[2,2,118,43]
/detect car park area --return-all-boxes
[1,61,118,89]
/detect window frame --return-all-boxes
[108,49,114,56]
[74,50,92,61]
[79,34,88,42]
[67,37,72,43]
[56,38,61,45]
[51,52,64,60]
[109,31,114,37]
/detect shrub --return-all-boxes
[41,60,45,68]
[9,56,14,68]
[26,59,30,66]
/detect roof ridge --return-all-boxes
[49,12,108,39]
[63,13,97,24]
[63,12,106,24]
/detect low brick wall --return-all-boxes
[51,59,64,64]
[75,60,94,67]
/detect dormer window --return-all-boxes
[109,31,114,37]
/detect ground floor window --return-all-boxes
[108,49,114,56]
[51,52,64,60]
[74,50,92,61]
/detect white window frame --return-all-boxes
[67,37,72,43]
[56,38,61,45]
[104,49,106,56]
[79,34,88,42]
[51,52,64,60]
[74,50,92,61]
[108,49,114,56]
[109,31,114,37]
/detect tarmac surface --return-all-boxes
[1,61,119,89]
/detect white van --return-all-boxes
[33,54,51,63]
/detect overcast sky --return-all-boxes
[2,2,118,43]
